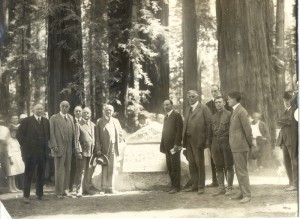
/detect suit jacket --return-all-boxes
[160,111,183,153]
[95,117,123,157]
[276,107,297,148]
[16,116,50,158]
[76,119,95,157]
[206,99,230,115]
[49,113,76,157]
[182,103,212,149]
[229,104,253,152]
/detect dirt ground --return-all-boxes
[0,168,299,218]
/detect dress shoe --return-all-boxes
[197,189,204,195]
[224,188,233,196]
[285,185,297,191]
[206,182,218,188]
[212,189,226,197]
[183,187,197,192]
[76,193,82,197]
[106,189,117,194]
[168,189,179,194]
[230,193,243,200]
[23,197,30,204]
[239,196,251,204]
[63,191,72,197]
[36,196,48,201]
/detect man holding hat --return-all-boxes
[276,91,298,192]
[95,104,123,194]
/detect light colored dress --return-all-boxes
[5,137,25,176]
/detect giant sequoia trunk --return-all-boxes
[48,0,84,116]
[216,0,279,144]
[182,0,198,110]
[108,0,132,124]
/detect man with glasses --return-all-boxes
[182,90,212,195]
[49,101,76,199]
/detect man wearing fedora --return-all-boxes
[95,104,123,194]
[75,107,95,197]
[276,91,298,192]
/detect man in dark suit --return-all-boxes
[182,90,212,195]
[160,99,183,194]
[276,91,298,191]
[205,84,221,188]
[16,104,50,204]
[69,105,82,192]
[95,104,123,194]
[75,107,95,197]
[227,91,254,204]
[49,101,76,198]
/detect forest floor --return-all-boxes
[0,167,298,218]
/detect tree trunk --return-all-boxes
[216,0,278,144]
[275,0,285,105]
[47,0,84,116]
[182,0,198,110]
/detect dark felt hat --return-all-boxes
[90,154,109,167]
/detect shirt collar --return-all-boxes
[232,103,240,111]
[105,116,111,121]
[190,101,199,110]
[60,112,67,118]
[166,110,173,117]
[286,106,291,111]
[34,114,40,121]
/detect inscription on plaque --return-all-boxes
[122,143,167,172]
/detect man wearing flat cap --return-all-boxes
[276,91,298,192]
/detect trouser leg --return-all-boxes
[23,157,36,198]
[36,157,45,197]
[282,145,293,185]
[75,157,85,195]
[226,166,234,189]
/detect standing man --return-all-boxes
[49,101,76,198]
[227,91,254,204]
[69,105,83,192]
[210,96,234,197]
[16,104,50,203]
[160,100,183,194]
[206,84,222,187]
[276,91,298,191]
[182,90,212,195]
[75,107,95,197]
[95,105,123,194]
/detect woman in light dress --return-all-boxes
[3,126,25,192]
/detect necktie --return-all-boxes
[38,117,41,124]
[165,114,168,120]
[64,115,68,121]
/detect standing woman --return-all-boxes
[6,126,25,192]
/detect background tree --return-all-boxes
[47,0,84,116]
[216,0,279,144]
[182,0,198,110]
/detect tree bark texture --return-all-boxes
[216,0,279,144]
[47,0,84,116]
[182,0,198,110]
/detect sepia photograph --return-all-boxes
[0,0,298,218]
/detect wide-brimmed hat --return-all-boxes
[90,154,109,167]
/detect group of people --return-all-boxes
[0,83,297,206]
[0,102,123,204]
[160,85,298,204]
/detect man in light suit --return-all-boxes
[16,104,50,203]
[182,90,212,195]
[69,105,83,192]
[95,104,123,194]
[160,99,183,194]
[49,101,76,198]
[75,107,95,197]
[227,91,254,204]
